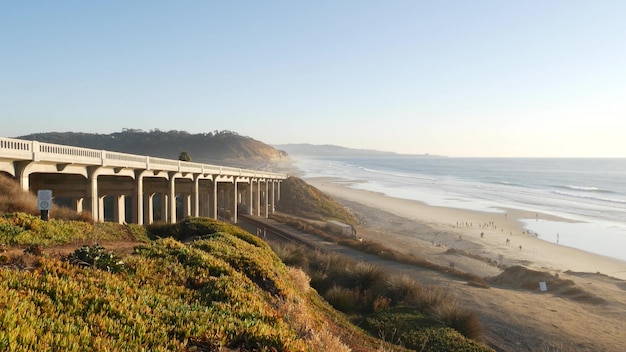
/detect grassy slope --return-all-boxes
[272,177,494,351]
[0,215,404,351]
[277,176,358,225]
[0,174,492,351]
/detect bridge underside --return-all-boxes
[0,138,285,225]
[1,163,280,225]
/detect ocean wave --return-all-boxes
[497,181,529,188]
[555,185,614,193]
[553,191,626,204]
[359,167,439,182]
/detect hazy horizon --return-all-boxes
[2,1,625,157]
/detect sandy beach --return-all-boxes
[308,177,626,280]
[306,176,626,352]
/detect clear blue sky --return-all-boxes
[2,1,625,157]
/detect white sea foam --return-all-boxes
[296,156,626,261]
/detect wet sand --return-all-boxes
[307,177,626,280]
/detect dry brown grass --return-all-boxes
[349,261,389,291]
[324,285,362,313]
[272,212,490,288]
[50,206,94,223]
[271,242,487,345]
[0,174,38,214]
[0,174,93,223]
[279,267,351,352]
[429,301,484,342]
[384,274,424,305]
[277,176,358,225]
[287,266,312,293]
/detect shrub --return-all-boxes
[365,306,488,352]
[324,286,362,313]
[67,244,125,273]
[287,267,311,293]
[147,217,269,249]
[429,302,484,342]
[270,240,490,350]
[372,296,392,312]
[407,286,452,311]
[384,274,423,305]
[348,261,389,291]
[271,243,311,270]
[145,222,178,240]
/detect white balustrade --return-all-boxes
[0,137,287,179]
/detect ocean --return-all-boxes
[294,156,626,262]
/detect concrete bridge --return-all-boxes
[0,137,287,224]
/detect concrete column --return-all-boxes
[168,173,177,224]
[145,193,154,224]
[249,181,254,216]
[256,179,261,216]
[212,181,218,219]
[161,193,168,223]
[87,167,100,222]
[133,171,144,225]
[74,198,84,213]
[14,161,31,191]
[269,181,275,215]
[232,178,238,223]
[192,176,200,217]
[183,194,191,219]
[98,196,105,222]
[277,181,281,203]
[264,180,269,218]
[114,195,125,224]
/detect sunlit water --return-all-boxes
[294,156,626,261]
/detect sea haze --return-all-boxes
[295,156,626,261]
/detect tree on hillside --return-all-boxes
[178,151,192,162]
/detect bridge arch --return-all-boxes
[0,137,286,224]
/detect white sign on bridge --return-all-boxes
[37,190,52,210]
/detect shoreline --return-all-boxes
[307,176,626,280]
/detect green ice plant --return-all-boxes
[0,236,312,351]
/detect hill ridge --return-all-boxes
[18,129,288,168]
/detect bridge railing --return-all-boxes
[0,137,288,179]
[104,151,149,168]
[36,141,103,163]
[0,137,33,159]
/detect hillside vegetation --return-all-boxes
[18,129,288,168]
[0,174,93,223]
[277,176,358,225]
[0,176,387,351]
[0,217,360,351]
[1,173,492,351]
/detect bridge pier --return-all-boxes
[74,197,84,213]
[0,137,286,225]
[133,171,145,225]
[87,167,100,222]
[113,195,126,224]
